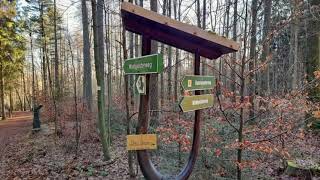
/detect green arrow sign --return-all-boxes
[124,54,164,74]
[181,75,215,91]
[179,94,214,112]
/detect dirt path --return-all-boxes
[0,111,32,157]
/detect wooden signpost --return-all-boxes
[179,75,215,112]
[123,54,163,74]
[121,2,239,180]
[127,134,157,151]
[181,75,215,91]
[179,94,214,112]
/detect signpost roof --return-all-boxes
[121,2,240,59]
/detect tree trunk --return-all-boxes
[22,71,27,111]
[173,0,181,102]
[149,0,159,126]
[9,90,13,118]
[248,0,258,123]
[167,0,173,101]
[237,3,248,180]
[201,0,206,75]
[0,63,5,120]
[231,0,238,102]
[92,0,110,160]
[105,5,112,146]
[306,0,320,102]
[54,0,59,99]
[81,0,93,111]
[291,0,299,90]
[30,32,36,111]
[160,0,166,107]
[40,2,47,97]
[220,0,230,86]
[121,0,135,177]
[67,34,80,154]
[15,88,23,111]
[260,0,272,95]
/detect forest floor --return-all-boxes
[1,112,319,179]
[0,111,137,180]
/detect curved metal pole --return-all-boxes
[137,35,201,180]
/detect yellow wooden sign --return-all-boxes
[127,134,157,151]
[313,111,320,118]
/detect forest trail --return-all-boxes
[0,111,32,148]
[0,111,133,179]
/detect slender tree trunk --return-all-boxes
[0,63,5,120]
[105,5,112,145]
[173,0,180,102]
[15,88,23,111]
[40,2,47,97]
[149,0,159,126]
[81,0,93,111]
[248,0,258,123]
[167,0,172,101]
[160,0,166,107]
[260,0,272,95]
[9,90,13,118]
[129,22,135,111]
[30,32,36,110]
[121,0,135,176]
[54,0,59,98]
[22,71,27,111]
[67,34,80,154]
[220,0,230,87]
[92,0,110,160]
[201,0,206,75]
[292,0,299,89]
[237,3,248,180]
[306,0,320,102]
[231,0,238,102]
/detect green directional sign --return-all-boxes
[179,94,214,112]
[124,54,164,74]
[181,75,215,91]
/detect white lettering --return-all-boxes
[192,99,209,105]
[195,80,211,86]
[129,63,152,70]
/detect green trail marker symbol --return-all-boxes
[181,75,215,91]
[179,94,214,112]
[136,75,146,95]
[124,54,164,74]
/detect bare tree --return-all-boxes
[149,0,159,125]
[248,0,258,122]
[260,0,272,95]
[92,0,110,160]
[81,0,93,111]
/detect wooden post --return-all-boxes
[176,51,201,179]
[137,36,162,180]
[137,47,202,180]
